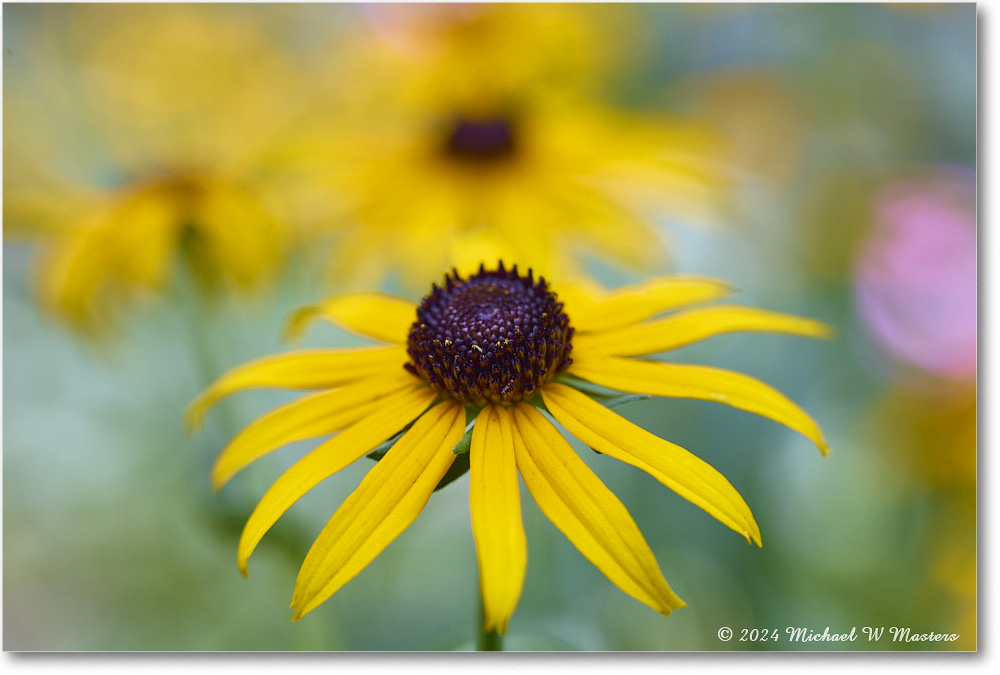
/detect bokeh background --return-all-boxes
[2,3,977,651]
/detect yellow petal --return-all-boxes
[568,355,829,455]
[542,383,761,545]
[211,370,420,489]
[108,190,178,290]
[237,385,437,575]
[552,279,606,325]
[291,400,466,619]
[191,184,286,290]
[574,305,833,357]
[185,345,408,430]
[448,230,524,281]
[470,405,528,634]
[536,180,664,271]
[322,228,395,291]
[510,403,685,615]
[35,225,113,329]
[283,292,416,344]
[569,277,733,333]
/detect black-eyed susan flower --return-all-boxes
[189,263,830,631]
[297,4,732,287]
[3,4,309,333]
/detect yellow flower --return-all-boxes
[189,263,831,630]
[3,5,307,332]
[299,4,732,288]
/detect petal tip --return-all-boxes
[210,454,236,491]
[812,321,836,340]
[209,472,227,493]
[658,595,687,616]
[291,599,317,622]
[184,399,209,433]
[282,306,319,343]
[705,279,735,298]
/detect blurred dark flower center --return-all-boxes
[406,262,574,405]
[444,116,517,162]
[120,171,207,208]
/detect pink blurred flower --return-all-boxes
[362,4,484,56]
[854,167,977,380]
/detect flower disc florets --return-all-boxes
[444,116,517,163]
[406,263,574,405]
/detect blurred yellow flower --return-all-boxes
[871,386,976,650]
[3,5,309,333]
[298,4,732,288]
[189,263,830,630]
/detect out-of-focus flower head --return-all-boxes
[852,166,977,383]
[361,3,621,104]
[4,4,312,335]
[297,4,733,289]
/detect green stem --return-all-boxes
[476,591,503,651]
[477,628,502,652]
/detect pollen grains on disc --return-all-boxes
[406,263,574,405]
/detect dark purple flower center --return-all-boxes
[406,263,573,405]
[444,117,517,163]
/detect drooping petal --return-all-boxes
[284,292,416,343]
[185,345,408,430]
[211,371,421,489]
[569,277,733,333]
[469,405,528,634]
[510,403,685,616]
[290,400,466,620]
[542,383,761,545]
[568,355,829,455]
[573,305,833,357]
[36,224,115,329]
[237,385,437,575]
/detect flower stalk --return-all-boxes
[477,590,503,652]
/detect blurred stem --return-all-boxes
[476,591,502,651]
[178,267,341,645]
